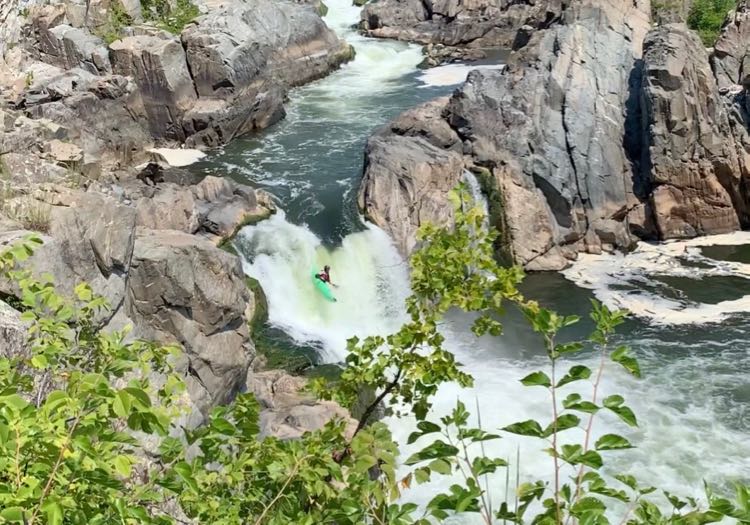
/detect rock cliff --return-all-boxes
[1,0,352,167]
[360,0,564,51]
[360,0,750,270]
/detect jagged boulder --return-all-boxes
[445,0,651,269]
[0,301,27,362]
[359,99,464,256]
[361,0,564,49]
[135,175,276,241]
[0,190,137,316]
[712,1,750,90]
[249,370,357,439]
[359,0,655,270]
[125,230,254,410]
[110,35,198,141]
[641,24,747,237]
[179,0,351,146]
[35,24,111,74]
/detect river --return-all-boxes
[188,0,750,520]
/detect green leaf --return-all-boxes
[543,414,580,437]
[405,441,460,465]
[471,456,508,476]
[502,420,544,438]
[603,395,637,427]
[407,421,441,444]
[30,354,48,368]
[615,474,637,490]
[0,507,25,522]
[562,393,599,414]
[595,433,634,451]
[556,365,592,388]
[428,458,453,475]
[112,390,131,418]
[520,371,551,388]
[114,455,132,477]
[124,387,151,409]
[611,346,641,378]
[42,500,63,525]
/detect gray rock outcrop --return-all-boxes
[361,0,653,270]
[134,175,276,242]
[110,35,198,141]
[361,1,750,270]
[125,229,253,410]
[249,370,357,439]
[361,0,564,50]
[359,98,464,255]
[3,0,352,169]
[641,24,747,238]
[712,0,750,90]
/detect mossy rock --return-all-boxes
[318,0,329,16]
[353,0,369,6]
[472,166,514,266]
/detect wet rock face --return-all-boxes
[640,24,746,238]
[448,0,653,269]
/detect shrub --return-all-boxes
[0,188,748,524]
[687,0,737,46]
[140,0,199,34]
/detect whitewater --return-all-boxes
[187,0,750,520]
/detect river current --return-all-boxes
[188,0,750,520]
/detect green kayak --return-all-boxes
[311,267,336,302]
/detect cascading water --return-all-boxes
[190,0,750,520]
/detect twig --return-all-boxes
[352,366,403,438]
[549,336,562,525]
[569,342,608,518]
[253,454,310,525]
[29,414,82,524]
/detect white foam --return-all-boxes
[390,314,750,521]
[562,232,750,325]
[234,211,410,362]
[148,147,206,167]
[418,63,505,87]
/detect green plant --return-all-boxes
[140,0,199,35]
[1,189,749,525]
[687,0,737,46]
[2,197,52,233]
[96,0,132,45]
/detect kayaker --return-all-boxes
[316,265,338,287]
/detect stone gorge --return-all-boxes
[0,0,355,434]
[2,0,750,481]
[359,0,750,269]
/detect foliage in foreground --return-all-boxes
[0,189,749,524]
[687,0,737,46]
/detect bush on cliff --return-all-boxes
[0,191,749,523]
[688,0,737,46]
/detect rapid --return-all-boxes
[189,0,750,519]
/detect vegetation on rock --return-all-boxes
[0,191,749,523]
[688,0,737,46]
[142,0,200,34]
